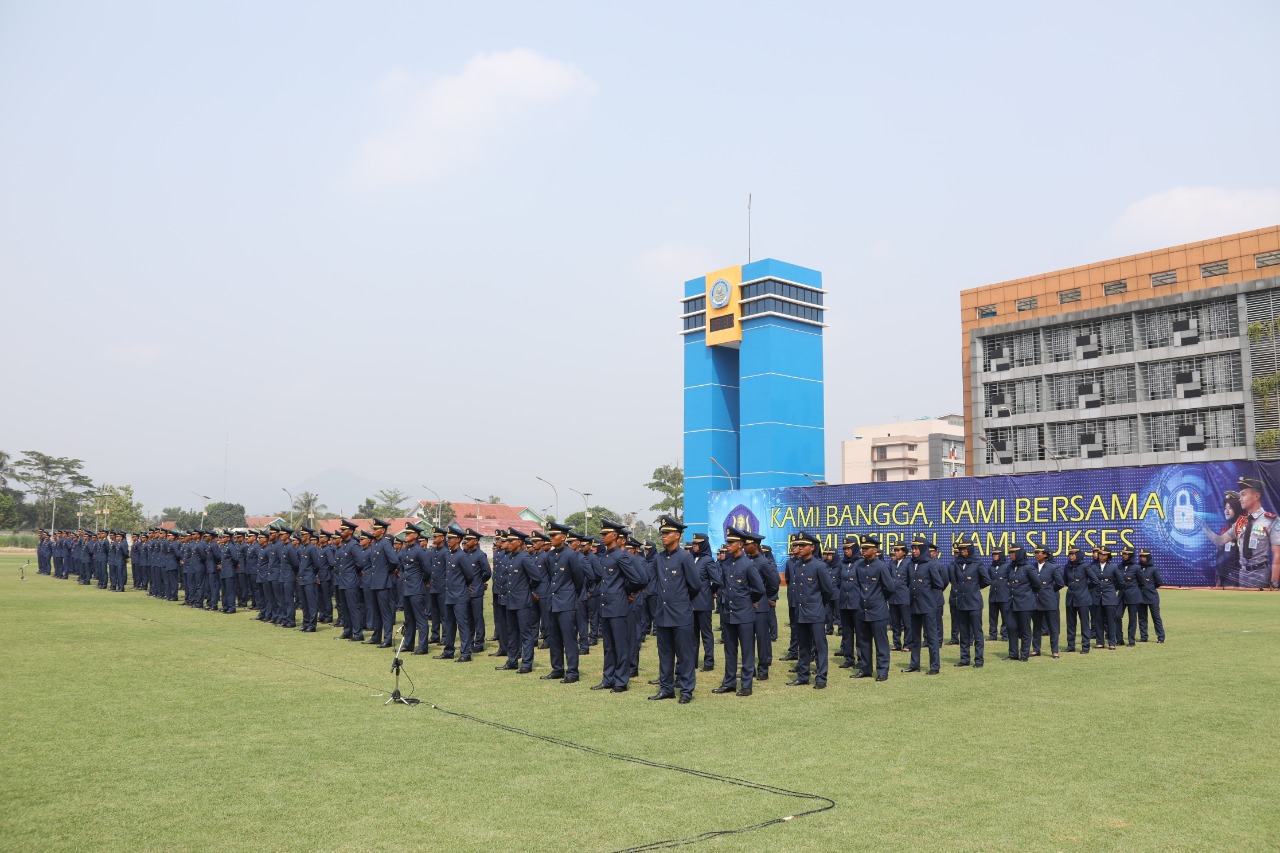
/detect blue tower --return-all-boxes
[681,259,826,536]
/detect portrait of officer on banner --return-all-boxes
[1202,477,1280,589]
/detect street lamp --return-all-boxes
[708,457,736,491]
[1038,444,1067,472]
[536,476,559,522]
[802,473,828,486]
[462,494,486,522]
[570,488,592,534]
[191,491,211,530]
[281,487,295,527]
[420,484,442,525]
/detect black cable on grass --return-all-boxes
[120,610,835,850]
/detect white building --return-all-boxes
[841,414,966,483]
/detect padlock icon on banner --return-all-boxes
[1173,492,1196,532]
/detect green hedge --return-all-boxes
[0,534,38,549]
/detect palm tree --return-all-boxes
[292,491,327,524]
[0,450,10,489]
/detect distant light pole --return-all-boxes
[570,488,592,534]
[420,484,442,526]
[281,487,295,527]
[802,473,828,486]
[708,457,736,491]
[536,476,559,522]
[1039,444,1067,472]
[463,493,485,523]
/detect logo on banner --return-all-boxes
[722,504,760,536]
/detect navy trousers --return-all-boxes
[794,622,829,685]
[956,609,984,665]
[342,588,365,639]
[547,609,580,678]
[1138,602,1164,641]
[654,623,696,698]
[1032,608,1060,655]
[856,617,891,677]
[1065,604,1091,651]
[601,615,631,688]
[452,601,474,658]
[753,610,773,678]
[694,610,714,666]
[504,607,538,669]
[1007,610,1033,660]
[720,620,755,690]
[909,611,942,672]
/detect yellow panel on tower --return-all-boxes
[704,265,743,347]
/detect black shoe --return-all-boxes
[892,645,903,652]
[1158,638,1165,643]
[540,673,565,680]
[517,667,532,674]
[678,695,692,704]
[1065,648,1076,653]
[488,650,504,657]
[1139,638,1149,643]
[987,634,997,641]
[495,663,517,671]
[850,672,872,679]
[875,675,888,681]
[975,662,984,668]
[647,679,661,686]
[455,656,472,663]
[786,679,809,686]
[1127,642,1135,647]
[473,644,486,652]
[537,641,550,650]
[610,686,628,693]
[736,688,752,697]
[433,653,454,659]
[412,649,429,655]
[814,682,826,689]
[780,654,798,661]
[590,682,610,690]
[711,686,736,694]
[378,642,393,649]
[954,662,970,667]
[838,661,855,669]
[788,666,798,673]
[630,670,639,678]
[700,664,715,672]
[757,672,769,681]
[925,670,939,675]
[560,676,579,684]
[648,692,674,701]
[947,640,959,645]
[351,635,365,642]
[902,667,920,673]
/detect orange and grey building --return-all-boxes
[960,226,1280,475]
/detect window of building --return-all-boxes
[1151,270,1178,287]
[683,296,706,313]
[1046,417,1138,458]
[1136,298,1239,349]
[1143,406,1245,453]
[1103,280,1128,296]
[874,445,887,461]
[1257,251,1280,269]
[907,468,917,475]
[906,444,916,451]
[875,469,888,482]
[1016,296,1038,311]
[982,330,1041,370]
[977,305,997,319]
[983,425,1044,464]
[1201,260,1229,278]
[682,313,706,332]
[1044,366,1136,410]
[1140,353,1243,401]
[1043,316,1134,363]
[1058,288,1081,304]
[984,378,1042,416]
[740,297,823,323]
[739,279,823,306]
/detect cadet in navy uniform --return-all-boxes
[786,531,836,688]
[293,527,320,631]
[36,531,51,575]
[488,530,511,657]
[852,535,896,681]
[647,516,701,704]
[540,522,584,683]
[887,543,912,651]
[498,530,545,672]
[573,533,599,656]
[834,536,863,670]
[334,520,366,641]
[364,519,400,648]
[950,537,988,667]
[592,520,649,693]
[986,549,1010,642]
[277,529,300,627]
[711,527,765,697]
[1030,546,1064,658]
[688,534,717,671]
[107,531,128,591]
[449,529,491,663]
[1117,546,1142,647]
[394,524,428,650]
[425,527,448,645]
[748,535,781,681]
[1005,546,1039,661]
[1093,547,1121,649]
[903,536,945,675]
[1136,549,1165,643]
[1062,548,1096,653]
[219,530,241,614]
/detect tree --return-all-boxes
[12,451,94,529]
[0,491,17,529]
[562,505,621,538]
[0,450,12,490]
[85,484,147,532]
[419,500,456,527]
[204,502,247,528]
[370,488,410,518]
[356,497,376,518]
[486,495,503,504]
[158,506,202,530]
[646,463,684,520]
[291,491,327,523]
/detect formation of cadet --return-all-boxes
[33,512,1171,698]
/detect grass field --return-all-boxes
[1,553,1277,852]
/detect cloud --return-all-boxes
[1108,186,1280,251]
[349,49,596,189]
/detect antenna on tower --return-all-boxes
[747,193,752,262]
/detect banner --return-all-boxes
[707,460,1280,588]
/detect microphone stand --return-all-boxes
[385,625,419,706]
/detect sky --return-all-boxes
[4,1,1280,520]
